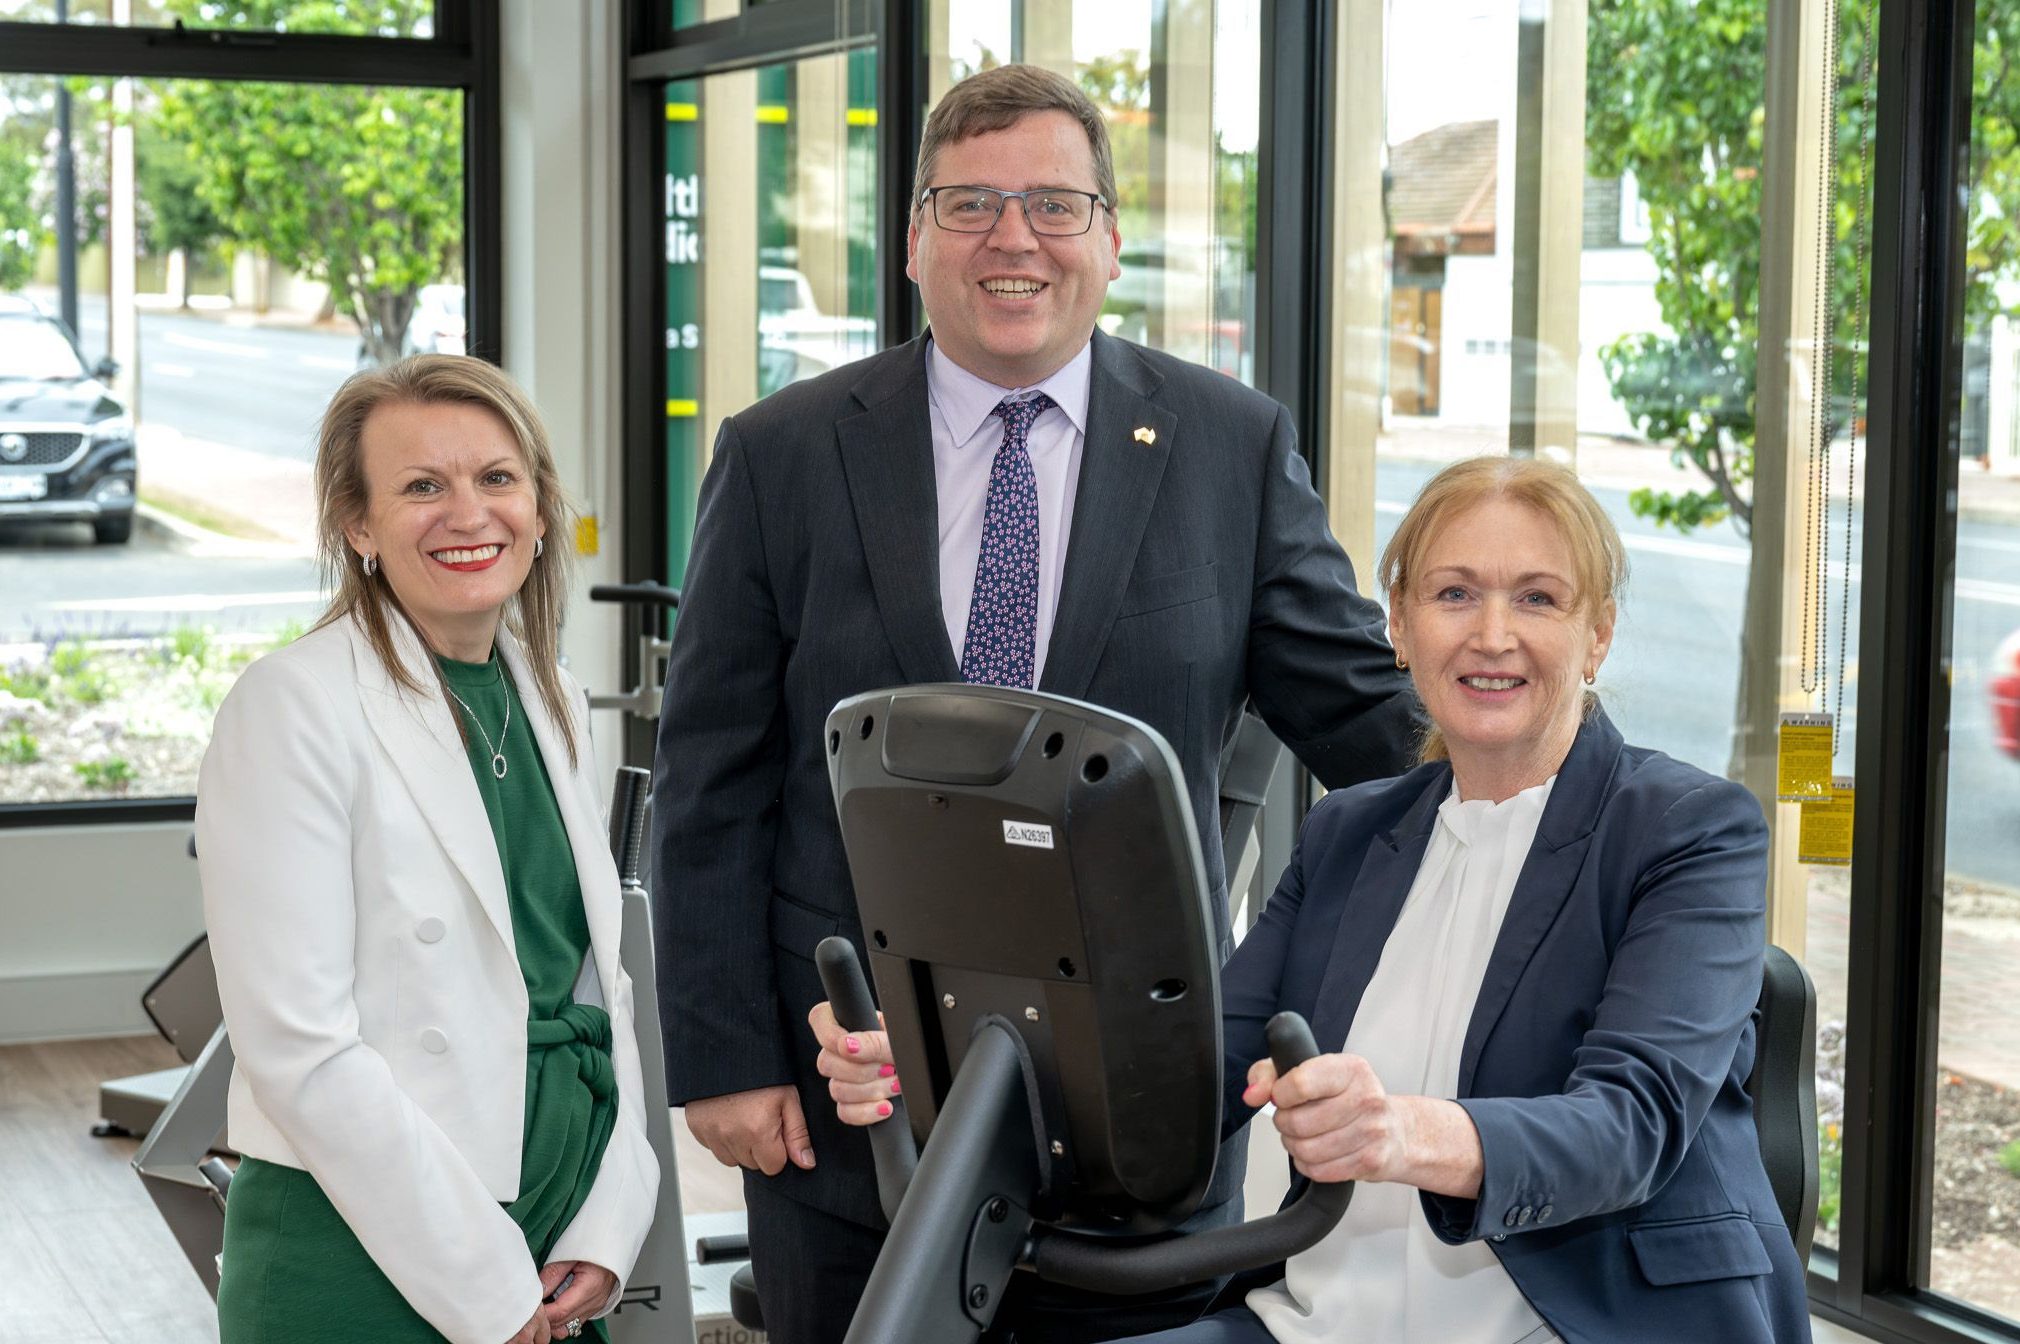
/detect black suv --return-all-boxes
[0,296,136,544]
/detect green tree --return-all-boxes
[135,119,222,266]
[155,0,460,364]
[0,135,37,291]
[1588,0,2020,534]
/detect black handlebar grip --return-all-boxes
[608,766,651,887]
[693,1233,752,1265]
[1266,1011,1321,1078]
[815,935,918,1223]
[588,582,682,609]
[1031,1008,1352,1296]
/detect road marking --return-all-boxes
[1957,578,2020,609]
[1959,533,2020,555]
[47,590,323,613]
[161,331,270,359]
[298,354,354,372]
[151,362,196,379]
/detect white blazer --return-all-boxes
[196,611,658,1344]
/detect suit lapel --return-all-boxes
[1455,712,1625,1093]
[498,632,623,999]
[1306,771,1450,1053]
[836,337,961,684]
[1039,332,1178,700]
[348,616,515,959]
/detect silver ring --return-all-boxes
[564,1320,583,1339]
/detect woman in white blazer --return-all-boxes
[196,356,657,1344]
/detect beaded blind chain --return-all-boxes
[1801,0,1872,760]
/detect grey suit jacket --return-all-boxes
[650,330,1420,1226]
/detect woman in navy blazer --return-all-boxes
[816,456,1809,1343]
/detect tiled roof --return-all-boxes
[1388,119,1498,236]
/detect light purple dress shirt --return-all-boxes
[926,338,1092,686]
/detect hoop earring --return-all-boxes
[534,536,545,559]
[1584,671,1596,686]
[361,552,377,578]
[1395,653,1408,671]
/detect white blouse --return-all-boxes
[1248,776,1561,1344]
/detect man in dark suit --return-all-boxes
[650,62,1419,1344]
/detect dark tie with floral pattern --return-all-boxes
[959,393,1055,689]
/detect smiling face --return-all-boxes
[342,400,544,662]
[906,109,1122,388]
[1388,497,1615,799]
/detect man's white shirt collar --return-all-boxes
[926,337,1093,446]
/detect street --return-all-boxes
[74,303,357,462]
[1,307,2014,885]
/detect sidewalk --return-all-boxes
[138,425,317,553]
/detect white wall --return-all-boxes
[0,823,202,1042]
[500,0,629,774]
[0,5,632,1044]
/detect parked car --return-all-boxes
[404,283,467,357]
[756,265,876,397]
[0,295,136,545]
[1993,628,2020,760]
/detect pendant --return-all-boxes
[492,754,508,779]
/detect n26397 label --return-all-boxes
[1002,820,1054,849]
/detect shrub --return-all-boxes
[0,725,38,764]
[1818,1122,1843,1233]
[73,757,135,791]
[49,640,91,678]
[166,625,214,666]
[48,640,114,707]
[0,663,53,702]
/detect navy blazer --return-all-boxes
[650,331,1420,1228]
[1222,711,1811,1342]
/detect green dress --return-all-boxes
[217,652,619,1343]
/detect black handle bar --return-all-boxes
[816,936,920,1225]
[1026,1011,1354,1296]
[608,766,651,887]
[588,581,681,609]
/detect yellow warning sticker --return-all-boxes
[1777,712,1835,801]
[1798,776,1855,866]
[575,514,600,558]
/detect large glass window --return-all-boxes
[0,0,435,36]
[1924,1,2020,1323]
[1336,0,1875,1270]
[660,49,878,583]
[931,0,1261,384]
[0,66,466,808]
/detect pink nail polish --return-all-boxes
[845,1036,861,1054]
[878,1064,895,1078]
[878,1101,893,1117]
[889,1078,902,1095]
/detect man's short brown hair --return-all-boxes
[911,63,1117,216]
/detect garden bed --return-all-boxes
[0,627,296,803]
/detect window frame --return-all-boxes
[1816,1,2020,1342]
[0,1,503,830]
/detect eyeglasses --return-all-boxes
[920,185,1109,237]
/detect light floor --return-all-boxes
[0,1035,1875,1343]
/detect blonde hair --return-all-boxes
[912,63,1118,215]
[312,355,579,765]
[1377,456,1627,762]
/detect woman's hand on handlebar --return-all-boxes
[1243,1051,1411,1186]
[808,1000,901,1126]
[1244,1052,1484,1197]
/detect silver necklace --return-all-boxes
[445,677,511,779]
